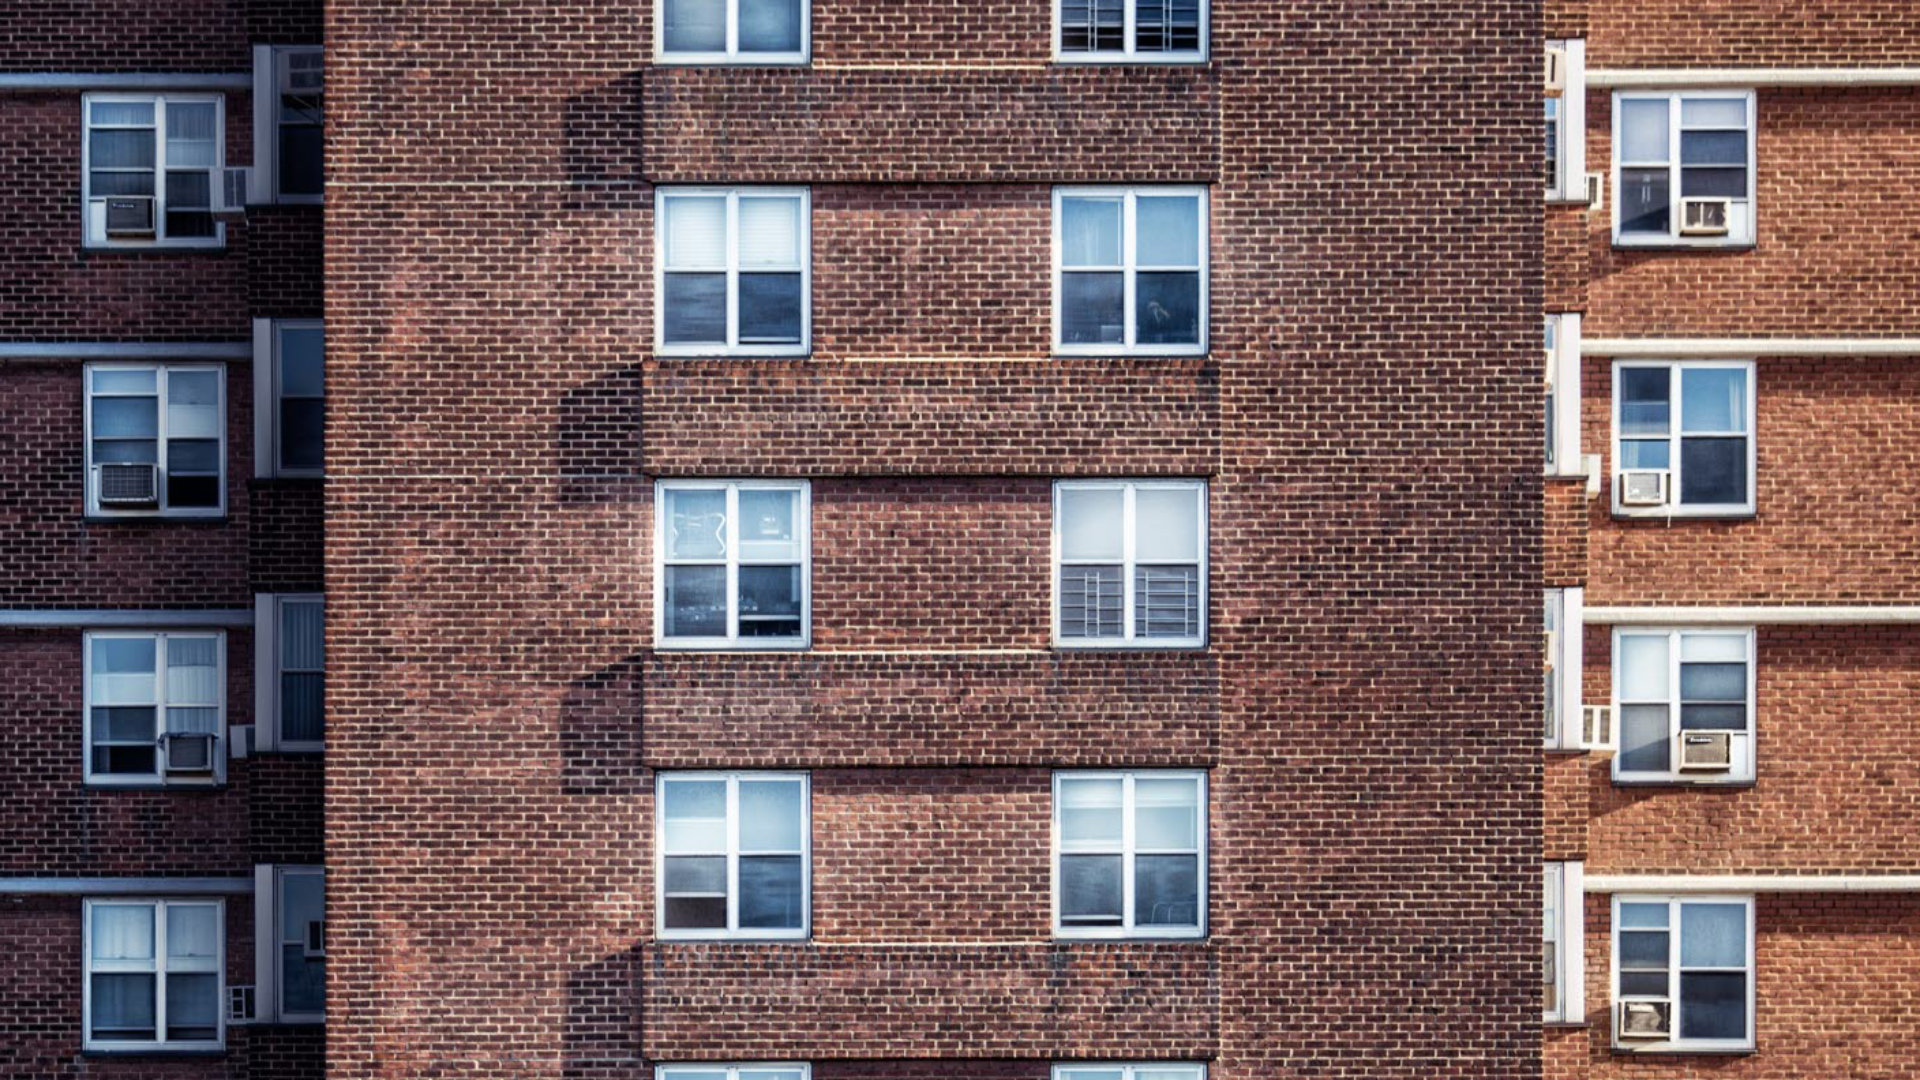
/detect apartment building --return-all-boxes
[0,0,329,1075]
[1541,1,1920,1077]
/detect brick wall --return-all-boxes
[1589,0,1920,66]
[0,0,248,70]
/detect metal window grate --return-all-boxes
[1134,565,1199,638]
[1061,566,1123,638]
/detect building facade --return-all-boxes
[1541,2,1920,1078]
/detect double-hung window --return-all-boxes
[1055,479,1206,648]
[1055,187,1207,355]
[252,46,323,203]
[86,363,226,518]
[1613,895,1753,1052]
[657,0,807,63]
[1613,627,1754,784]
[255,594,325,752]
[1545,314,1581,475]
[255,865,325,1023]
[1055,0,1207,62]
[85,631,225,786]
[1544,861,1585,1022]
[82,94,223,248]
[1543,588,1583,749]
[1613,360,1754,516]
[657,772,809,940]
[253,320,325,478]
[1614,91,1754,246]
[656,187,810,356]
[1054,770,1206,939]
[1545,41,1586,200]
[1056,1067,1203,1080]
[83,899,223,1051]
[660,1066,809,1080]
[656,480,809,649]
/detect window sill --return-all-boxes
[1609,509,1755,522]
[1054,641,1209,652]
[85,514,230,525]
[83,1048,227,1058]
[652,642,812,653]
[86,780,228,791]
[1545,197,1593,209]
[1611,777,1753,789]
[1052,348,1209,360]
[1542,1019,1591,1030]
[655,933,812,943]
[652,349,814,361]
[1051,54,1211,66]
[652,54,810,67]
[80,244,228,257]
[1054,931,1208,942]
[1610,1045,1755,1057]
[1544,745,1591,756]
[1611,240,1756,254]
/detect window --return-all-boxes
[1054,480,1206,648]
[1613,895,1753,1052]
[1055,0,1207,62]
[1545,41,1586,200]
[1544,588,1583,748]
[659,1065,808,1080]
[1544,862,1585,1022]
[656,188,810,355]
[657,772,809,940]
[657,0,807,63]
[656,480,809,649]
[85,631,226,786]
[1612,360,1754,516]
[1545,313,1581,474]
[254,320,325,478]
[255,595,324,753]
[1056,1064,1204,1080]
[82,94,224,248]
[255,866,324,1023]
[85,363,226,518]
[1054,770,1206,939]
[253,46,323,202]
[1054,187,1208,356]
[83,899,224,1051]
[1613,627,1754,784]
[1613,91,1754,246]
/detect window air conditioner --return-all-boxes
[1681,197,1731,237]
[216,166,253,218]
[1583,705,1614,749]
[102,195,156,237]
[1619,470,1669,507]
[1585,172,1605,211]
[163,731,218,774]
[227,985,257,1024]
[95,462,160,507]
[1545,47,1568,92]
[1618,999,1671,1039]
[1678,730,1734,771]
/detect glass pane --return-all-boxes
[167,371,220,432]
[1619,704,1671,773]
[1135,0,1200,52]
[164,103,216,166]
[739,779,803,850]
[1679,971,1746,1039]
[663,816,726,852]
[167,905,219,960]
[661,273,727,345]
[1618,929,1669,967]
[90,171,156,196]
[1136,195,1199,265]
[738,273,803,344]
[1135,565,1200,639]
[1135,486,1200,562]
[97,707,156,742]
[662,0,725,53]
[93,638,157,704]
[1059,1071,1124,1080]
[281,400,324,471]
[1681,903,1747,967]
[165,973,219,1040]
[662,779,726,838]
[1680,703,1746,731]
[1620,99,1670,161]
[92,905,155,960]
[91,130,155,169]
[1060,197,1121,266]
[1681,97,1747,128]
[91,101,154,126]
[280,328,325,397]
[1059,0,1124,51]
[1620,971,1669,995]
[90,973,156,1038]
[1059,487,1124,561]
[93,397,158,439]
[664,896,727,928]
[1680,368,1745,433]
[1680,130,1746,167]
[1061,272,1125,345]
[1619,167,1671,234]
[1679,437,1747,505]
[1059,565,1123,639]
[664,566,727,638]
[1618,368,1670,436]
[166,706,219,737]
[166,637,219,703]
[663,855,726,894]
[282,673,323,741]
[94,369,157,395]
[1135,853,1199,926]
[1136,271,1200,346]
[1681,167,1748,198]
[165,208,216,239]
[738,198,800,267]
[741,1071,805,1080]
[666,488,728,560]
[737,565,802,638]
[738,854,804,928]
[663,196,726,268]
[1619,901,1669,929]
[1618,634,1670,700]
[281,874,324,945]
[282,946,324,1012]
[167,170,211,209]
[1135,777,1198,848]
[1058,777,1123,849]
[1059,854,1122,923]
[739,0,803,52]
[279,127,323,196]
[93,745,157,774]
[1680,661,1745,702]
[1619,439,1670,470]
[737,489,799,561]
[168,439,220,473]
[166,472,221,508]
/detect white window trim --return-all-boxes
[251,45,323,206]
[254,594,324,754]
[81,897,226,1052]
[1545,587,1584,749]
[1610,358,1757,518]
[80,93,227,250]
[1610,625,1757,785]
[1610,893,1755,1053]
[1055,1064,1206,1080]
[654,187,812,357]
[83,630,227,787]
[652,0,811,65]
[253,865,324,1025]
[1545,860,1586,1023]
[1052,186,1210,357]
[1547,40,1587,200]
[1052,0,1210,63]
[658,1065,811,1080]
[653,479,812,650]
[1546,313,1583,476]
[84,362,229,519]
[251,319,325,479]
[1611,89,1757,247]
[655,771,812,942]
[1052,479,1209,650]
[1052,769,1208,940]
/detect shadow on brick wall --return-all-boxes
[556,365,648,506]
[561,655,647,798]
[565,73,647,187]
[565,945,646,1080]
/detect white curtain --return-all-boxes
[166,905,218,961]
[92,905,154,962]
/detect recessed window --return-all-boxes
[1545,314,1581,474]
[1545,41,1586,200]
[1544,861,1585,1022]
[1055,0,1207,62]
[656,188,810,356]
[660,1065,809,1080]
[1543,588,1584,748]
[82,94,224,248]
[86,363,226,518]
[1612,360,1754,516]
[1054,187,1208,356]
[255,320,324,478]
[1054,770,1206,939]
[658,0,808,63]
[657,772,809,940]
[267,866,325,1023]
[1613,91,1754,246]
[84,631,226,786]
[256,595,324,753]
[1056,1063,1204,1080]
[656,480,809,649]
[1613,627,1754,784]
[83,899,224,1051]
[253,46,322,203]
[1054,479,1206,648]
[1613,895,1753,1052]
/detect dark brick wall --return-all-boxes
[1589,0,1920,66]
[0,1,249,70]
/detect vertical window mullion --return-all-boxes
[725,193,740,348]
[725,485,740,644]
[154,101,168,243]
[1122,0,1136,55]
[1667,93,1682,240]
[1121,485,1137,642]
[1121,193,1137,348]
[725,0,738,57]
[1667,630,1683,766]
[1667,364,1681,494]
[725,776,741,933]
[1120,774,1136,930]
[153,901,169,1045]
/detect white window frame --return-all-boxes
[1052,0,1210,63]
[654,479,811,650]
[1544,861,1585,1023]
[1052,186,1209,357]
[1611,359,1756,518]
[1611,89,1756,247]
[654,187,811,357]
[1611,894,1755,1053]
[1052,479,1208,649]
[1055,1064,1205,1080]
[1544,587,1584,749]
[253,865,325,1025]
[1052,769,1208,941]
[658,1065,810,1080]
[254,594,325,753]
[84,362,228,519]
[251,45,323,205]
[1546,40,1587,200]
[83,630,227,787]
[1611,626,1757,785]
[81,897,226,1052]
[1545,313,1582,476]
[81,93,226,250]
[653,0,811,65]
[655,771,812,942]
[252,318,326,479]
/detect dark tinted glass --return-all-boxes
[738,855,804,928]
[1136,271,1200,346]
[1061,272,1124,345]
[1620,167,1671,234]
[1679,972,1746,1040]
[281,399,324,471]
[738,272,803,344]
[279,127,323,196]
[1135,854,1199,926]
[1059,854,1123,923]
[664,566,727,638]
[1679,436,1746,505]
[1059,565,1123,638]
[662,273,727,345]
